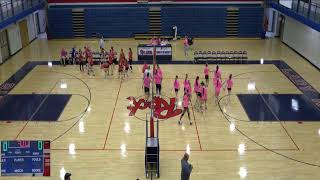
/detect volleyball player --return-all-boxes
[173,75,180,98]
[213,65,221,85]
[204,63,209,86]
[108,49,114,75]
[194,76,201,111]
[144,73,151,101]
[155,69,162,96]
[214,78,222,105]
[183,74,189,93]
[178,91,192,125]
[78,49,84,72]
[101,61,110,78]
[201,81,208,110]
[87,55,95,76]
[60,48,68,66]
[225,74,233,104]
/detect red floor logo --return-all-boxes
[127,96,182,119]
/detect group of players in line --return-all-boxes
[142,63,234,125]
[61,46,234,125]
[60,46,133,78]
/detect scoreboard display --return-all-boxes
[1,141,50,176]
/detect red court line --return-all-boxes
[190,102,203,151]
[102,80,123,150]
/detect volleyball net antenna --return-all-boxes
[145,46,160,178]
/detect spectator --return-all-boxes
[64,172,71,180]
[181,153,193,180]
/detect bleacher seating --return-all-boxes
[194,50,248,63]
[84,8,149,38]
[48,9,73,38]
[161,7,226,37]
[238,7,263,37]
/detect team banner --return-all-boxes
[138,46,172,56]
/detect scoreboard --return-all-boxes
[1,141,50,176]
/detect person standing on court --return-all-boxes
[99,36,105,49]
[183,36,189,58]
[181,153,193,180]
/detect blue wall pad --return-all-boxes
[0,94,71,121]
[238,94,320,121]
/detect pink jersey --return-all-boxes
[183,79,188,87]
[142,64,148,73]
[184,82,192,95]
[214,69,221,79]
[184,38,188,46]
[61,49,67,57]
[194,80,200,93]
[157,68,163,79]
[201,86,208,100]
[215,79,222,96]
[183,94,189,108]
[174,79,180,90]
[227,79,233,89]
[144,77,151,88]
[155,74,161,85]
[204,67,209,75]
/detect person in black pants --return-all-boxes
[78,49,84,71]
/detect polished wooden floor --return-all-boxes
[0,38,320,180]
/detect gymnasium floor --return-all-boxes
[0,38,320,179]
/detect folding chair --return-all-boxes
[207,51,212,60]
[211,51,217,61]
[216,51,221,61]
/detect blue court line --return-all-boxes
[0,60,319,111]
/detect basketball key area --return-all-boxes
[0,53,320,179]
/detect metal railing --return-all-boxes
[0,0,44,22]
[274,0,320,23]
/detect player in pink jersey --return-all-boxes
[60,48,68,66]
[143,73,151,101]
[213,65,221,86]
[87,55,95,76]
[183,36,189,58]
[214,78,222,105]
[204,63,210,86]
[142,61,148,74]
[187,80,192,98]
[225,74,234,104]
[178,92,193,125]
[101,61,110,79]
[201,81,208,110]
[156,64,163,79]
[173,75,180,98]
[183,74,189,92]
[154,69,162,96]
[194,76,201,111]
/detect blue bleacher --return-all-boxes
[48,9,73,39]
[161,7,226,37]
[238,7,263,37]
[84,7,149,38]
